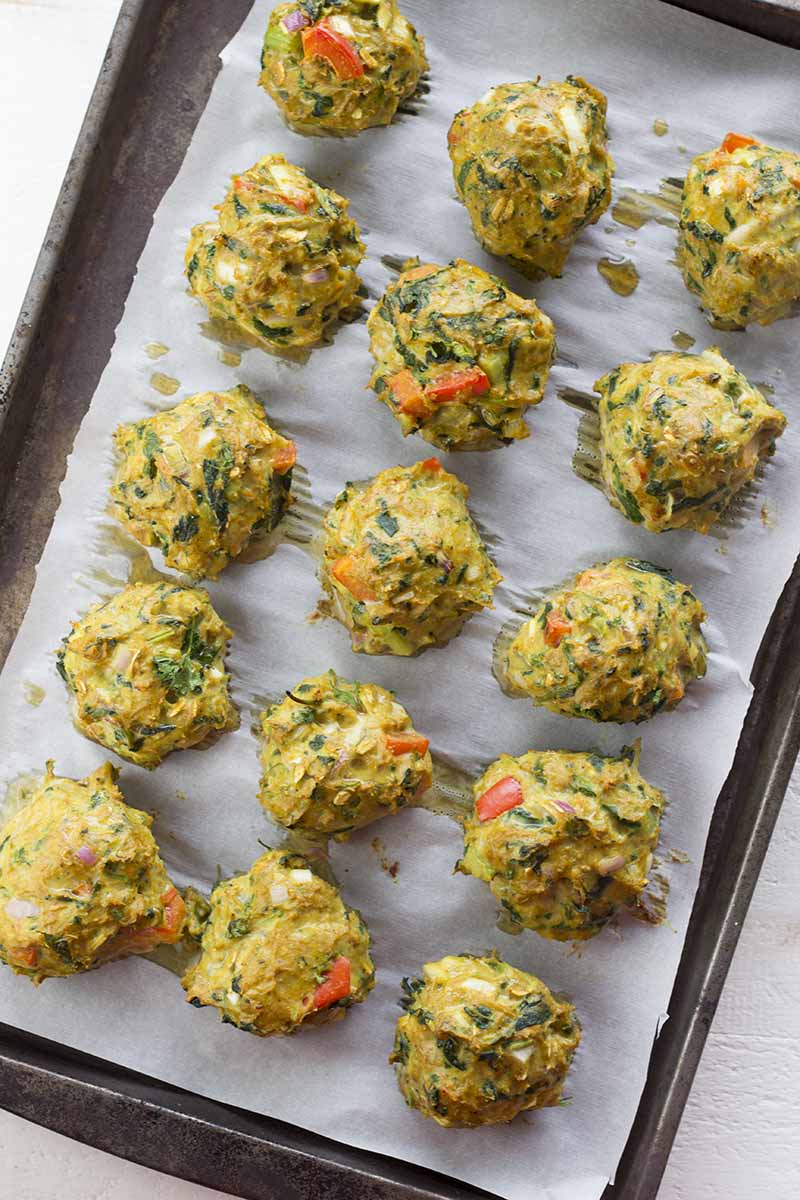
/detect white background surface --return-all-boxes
[0,2,797,1199]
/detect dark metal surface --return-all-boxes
[667,0,800,45]
[1,2,799,1199]
[0,1025,493,1200]
[0,0,254,666]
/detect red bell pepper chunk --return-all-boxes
[421,457,442,472]
[302,22,364,80]
[276,191,311,213]
[426,367,491,405]
[272,440,297,475]
[313,955,351,1010]
[721,132,758,154]
[476,776,524,823]
[331,555,377,602]
[385,732,430,756]
[387,369,429,418]
[544,610,571,648]
[96,886,186,964]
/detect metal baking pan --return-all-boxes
[1,2,798,1197]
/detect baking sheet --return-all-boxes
[1,2,799,1197]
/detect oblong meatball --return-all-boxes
[259,670,432,836]
[0,762,184,984]
[500,558,707,723]
[260,1,427,136]
[57,581,238,768]
[320,458,501,655]
[367,258,555,450]
[185,154,364,352]
[111,386,295,578]
[181,849,374,1036]
[678,133,800,327]
[448,76,613,278]
[390,953,580,1127]
[594,347,786,533]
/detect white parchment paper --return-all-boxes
[1,2,799,1196]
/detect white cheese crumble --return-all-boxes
[557,103,588,155]
[462,977,495,998]
[4,898,40,920]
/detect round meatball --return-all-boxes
[320,458,501,656]
[185,154,364,353]
[258,670,432,836]
[0,762,185,984]
[678,133,800,327]
[390,953,580,1127]
[367,258,556,451]
[595,347,786,533]
[500,558,707,723]
[111,386,296,579]
[448,76,613,278]
[57,581,238,768]
[459,744,664,940]
[260,1,427,137]
[181,849,374,1036]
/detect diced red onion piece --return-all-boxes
[283,10,309,31]
[303,268,329,284]
[112,645,133,673]
[76,845,98,867]
[554,799,576,814]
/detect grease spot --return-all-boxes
[597,256,639,296]
[23,682,46,707]
[218,349,242,367]
[150,372,180,396]
[671,330,696,350]
[612,180,682,229]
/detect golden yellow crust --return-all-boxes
[0,763,183,984]
[391,953,580,1127]
[678,137,800,327]
[460,744,664,940]
[182,849,374,1036]
[111,386,295,579]
[595,348,786,533]
[367,259,555,450]
[259,671,432,836]
[260,1,427,137]
[320,459,501,655]
[57,582,238,768]
[186,155,364,352]
[501,558,707,723]
[449,77,613,277]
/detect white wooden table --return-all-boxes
[0,3,798,1197]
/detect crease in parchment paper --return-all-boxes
[1,3,798,1198]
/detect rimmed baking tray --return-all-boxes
[1,2,798,1197]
